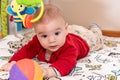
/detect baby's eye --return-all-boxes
[55,32,60,36]
[42,35,47,38]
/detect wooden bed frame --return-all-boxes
[102,30,120,37]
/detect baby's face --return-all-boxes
[34,19,68,52]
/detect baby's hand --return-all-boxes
[1,61,16,71]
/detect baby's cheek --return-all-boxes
[40,41,48,48]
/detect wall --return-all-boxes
[50,0,120,31]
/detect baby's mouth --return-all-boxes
[49,45,58,49]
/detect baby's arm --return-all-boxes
[1,61,16,71]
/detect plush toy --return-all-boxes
[7,0,37,31]
[9,59,44,80]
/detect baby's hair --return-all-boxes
[34,4,65,25]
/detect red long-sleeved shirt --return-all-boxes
[9,33,90,76]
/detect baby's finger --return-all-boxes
[1,64,10,71]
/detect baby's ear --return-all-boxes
[65,23,68,29]
[33,26,37,33]
[65,23,69,35]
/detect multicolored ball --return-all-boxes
[9,59,44,80]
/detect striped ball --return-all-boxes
[9,59,43,80]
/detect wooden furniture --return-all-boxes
[102,30,120,37]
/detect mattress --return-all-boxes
[0,29,120,80]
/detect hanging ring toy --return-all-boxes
[16,0,44,28]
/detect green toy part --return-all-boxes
[16,0,42,7]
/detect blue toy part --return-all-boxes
[25,7,37,14]
[16,22,22,31]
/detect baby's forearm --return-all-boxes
[43,67,60,79]
[10,61,16,64]
[1,61,16,71]
[43,67,56,78]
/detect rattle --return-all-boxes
[16,0,44,28]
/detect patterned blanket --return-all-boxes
[0,29,120,80]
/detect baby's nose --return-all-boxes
[48,36,56,43]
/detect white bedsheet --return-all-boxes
[0,33,120,80]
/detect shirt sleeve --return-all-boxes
[9,35,40,62]
[50,45,78,76]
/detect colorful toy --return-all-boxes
[16,0,44,28]
[9,59,44,80]
[7,0,37,31]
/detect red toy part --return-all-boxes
[10,15,14,22]
[23,15,34,28]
